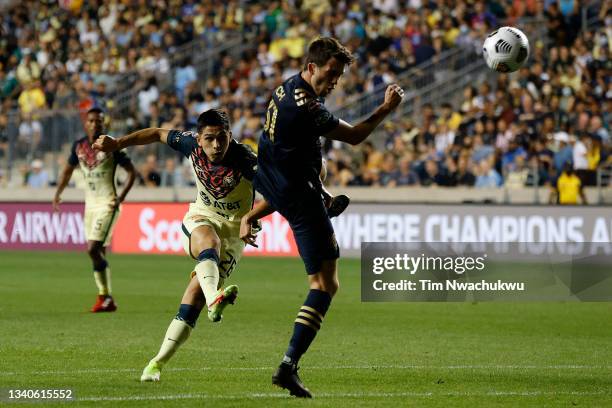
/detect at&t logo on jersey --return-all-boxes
[200,192,212,206]
[199,191,241,212]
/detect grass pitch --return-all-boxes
[1,251,611,407]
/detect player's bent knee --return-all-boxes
[87,243,103,259]
[309,273,340,296]
[310,280,339,296]
[322,278,340,296]
[190,226,221,255]
[191,238,221,255]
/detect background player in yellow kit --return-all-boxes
[93,109,258,381]
[53,107,136,312]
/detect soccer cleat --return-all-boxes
[90,295,117,313]
[207,285,238,322]
[272,363,312,398]
[140,361,162,382]
[327,194,350,218]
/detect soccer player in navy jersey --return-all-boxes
[240,37,404,397]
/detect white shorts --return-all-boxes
[84,204,120,246]
[181,204,245,279]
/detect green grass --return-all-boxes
[1,251,611,407]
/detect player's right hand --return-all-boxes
[383,84,405,110]
[52,196,61,212]
[93,135,118,152]
[239,215,259,247]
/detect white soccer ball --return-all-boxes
[483,26,530,73]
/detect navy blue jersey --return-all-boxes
[254,73,339,207]
[167,130,257,221]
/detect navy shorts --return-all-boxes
[277,192,339,274]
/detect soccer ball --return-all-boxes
[482,26,530,73]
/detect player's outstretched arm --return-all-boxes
[52,164,76,211]
[326,84,404,146]
[93,128,172,152]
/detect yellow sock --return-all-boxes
[93,270,109,296]
[152,319,192,365]
[194,260,220,308]
[104,266,112,295]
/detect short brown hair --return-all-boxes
[303,37,354,70]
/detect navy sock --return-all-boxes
[93,259,108,272]
[197,248,219,264]
[175,304,202,328]
[284,289,332,365]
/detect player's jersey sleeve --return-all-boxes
[167,129,198,157]
[68,141,79,166]
[303,99,340,135]
[113,149,132,167]
[236,143,258,181]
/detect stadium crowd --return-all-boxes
[321,2,611,189]
[0,0,609,190]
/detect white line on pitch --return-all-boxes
[2,364,611,377]
[77,390,609,402]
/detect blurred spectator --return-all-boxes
[175,58,197,102]
[17,113,42,158]
[572,133,589,172]
[15,51,41,85]
[420,159,450,187]
[471,134,495,164]
[18,81,46,114]
[140,154,161,187]
[505,155,530,188]
[379,152,399,186]
[553,131,574,172]
[0,113,8,158]
[502,140,527,173]
[437,103,462,131]
[138,77,159,120]
[589,115,609,144]
[160,157,182,187]
[395,155,419,186]
[53,81,77,109]
[475,159,502,188]
[26,159,48,188]
[0,66,19,100]
[453,155,476,186]
[434,123,455,154]
[531,138,554,181]
[550,163,587,205]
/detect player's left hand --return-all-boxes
[93,135,119,152]
[52,195,61,212]
[109,196,122,210]
[240,216,260,247]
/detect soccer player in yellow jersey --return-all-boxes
[53,108,136,312]
[93,109,258,382]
